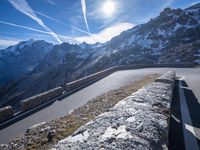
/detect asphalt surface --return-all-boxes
[169,79,200,150]
[0,67,200,144]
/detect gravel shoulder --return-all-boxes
[0,74,159,150]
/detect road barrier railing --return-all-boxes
[0,106,13,123]
[20,87,63,112]
[0,63,193,123]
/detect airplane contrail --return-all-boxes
[81,0,91,34]
[9,0,90,36]
[0,21,77,42]
[0,21,50,35]
[8,0,62,43]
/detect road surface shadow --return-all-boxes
[183,81,200,147]
[0,76,106,130]
[0,99,55,130]
[169,80,200,150]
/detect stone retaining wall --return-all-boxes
[155,71,175,85]
[65,67,118,91]
[54,71,175,149]
[20,87,63,111]
[0,106,13,123]
[64,63,189,92]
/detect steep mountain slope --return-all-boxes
[0,40,53,86]
[159,40,200,63]
[0,3,200,110]
[86,5,200,70]
[0,42,98,109]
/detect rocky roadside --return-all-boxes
[53,71,175,150]
[0,74,159,150]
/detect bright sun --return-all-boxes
[102,0,116,16]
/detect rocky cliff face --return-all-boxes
[159,40,200,64]
[0,3,199,109]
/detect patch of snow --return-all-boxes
[79,52,89,59]
[92,54,106,64]
[157,29,166,36]
[114,100,127,107]
[19,39,34,49]
[194,59,200,64]
[184,9,200,23]
[184,23,196,29]
[27,64,38,72]
[136,33,153,49]
[194,49,200,57]
[29,122,46,129]
[173,14,180,20]
[173,23,182,31]
[183,37,191,41]
[59,130,89,143]
[101,125,132,141]
[120,41,127,48]
[79,42,88,49]
[7,45,18,53]
[40,126,51,132]
[185,8,199,14]
[130,54,142,58]
[101,126,116,140]
[112,49,118,54]
[116,131,133,139]
[126,116,136,122]
[91,43,102,48]
[128,35,136,45]
[115,125,132,139]
[194,54,200,57]
[173,22,197,32]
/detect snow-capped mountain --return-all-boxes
[0,3,200,109]
[0,40,53,86]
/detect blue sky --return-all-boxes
[0,0,199,49]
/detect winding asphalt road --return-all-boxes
[0,67,199,145]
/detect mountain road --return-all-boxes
[0,67,199,146]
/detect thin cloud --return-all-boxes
[0,21,51,35]
[0,21,134,47]
[81,0,90,34]
[76,22,135,44]
[46,0,55,5]
[0,39,20,48]
[190,1,200,6]
[0,20,77,43]
[8,0,62,43]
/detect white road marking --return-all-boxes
[185,124,200,141]
[176,75,185,80]
[179,80,199,150]
[171,114,181,123]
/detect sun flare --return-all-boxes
[102,0,116,16]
